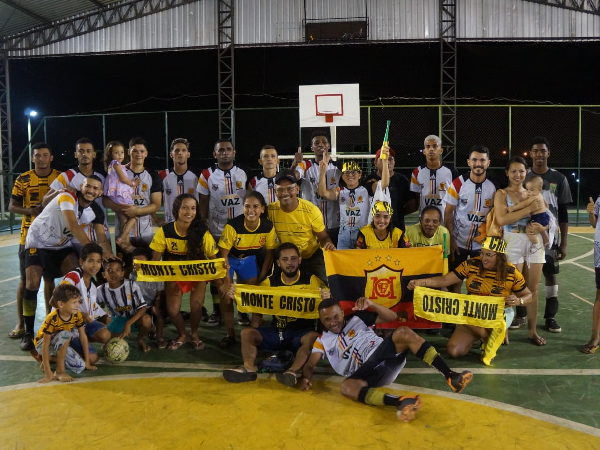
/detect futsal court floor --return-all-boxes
[1,228,599,449]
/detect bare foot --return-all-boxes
[38,376,53,384]
[137,340,151,353]
[54,372,74,382]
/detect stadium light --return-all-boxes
[25,108,39,170]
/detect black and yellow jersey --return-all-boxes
[150,222,218,261]
[11,169,61,245]
[454,256,526,297]
[355,225,408,249]
[218,214,277,258]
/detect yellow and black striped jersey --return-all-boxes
[11,169,61,245]
[150,222,218,261]
[355,225,408,249]
[33,309,84,347]
[218,215,277,258]
[453,256,526,297]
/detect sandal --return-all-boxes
[528,336,547,346]
[190,340,205,350]
[220,336,236,349]
[157,340,168,350]
[581,343,599,354]
[275,371,298,387]
[167,339,185,350]
[8,328,25,339]
[223,366,257,383]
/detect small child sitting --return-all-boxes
[34,284,99,383]
[130,247,166,349]
[98,258,152,353]
[506,175,550,252]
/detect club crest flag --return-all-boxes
[412,286,506,365]
[324,247,444,329]
[134,259,227,282]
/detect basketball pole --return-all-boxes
[329,125,337,161]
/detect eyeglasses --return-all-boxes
[342,170,360,176]
[275,186,296,194]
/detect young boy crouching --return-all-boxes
[34,284,99,383]
[98,258,152,352]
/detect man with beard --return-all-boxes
[222,242,328,385]
[444,145,496,293]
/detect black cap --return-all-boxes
[275,170,298,185]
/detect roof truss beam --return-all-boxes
[522,0,600,15]
[0,0,52,26]
[2,0,199,51]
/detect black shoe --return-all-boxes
[237,312,250,326]
[545,318,562,333]
[206,311,221,327]
[201,306,209,322]
[447,370,473,393]
[19,333,34,351]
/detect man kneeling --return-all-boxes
[223,242,329,385]
[299,297,473,422]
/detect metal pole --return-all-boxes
[577,106,582,226]
[367,106,372,154]
[329,126,337,161]
[508,106,512,158]
[27,116,32,170]
[164,112,169,169]
[43,117,47,142]
[102,114,106,151]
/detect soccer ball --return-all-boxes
[104,338,130,363]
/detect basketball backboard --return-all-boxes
[299,83,360,127]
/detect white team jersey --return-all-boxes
[410,165,454,219]
[197,164,249,238]
[336,185,370,229]
[444,174,496,250]
[130,273,163,307]
[159,168,199,223]
[51,167,110,241]
[97,279,146,318]
[61,268,106,319]
[300,160,341,229]
[114,168,163,238]
[250,173,277,205]
[312,312,383,378]
[25,191,105,250]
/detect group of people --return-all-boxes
[7,130,596,422]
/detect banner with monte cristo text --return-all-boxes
[134,259,227,282]
[235,284,322,319]
[324,247,444,329]
[413,286,506,365]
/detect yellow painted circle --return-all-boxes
[1,375,598,449]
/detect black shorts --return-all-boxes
[595,268,600,290]
[18,244,26,281]
[449,248,481,272]
[25,247,76,279]
[542,244,560,276]
[257,327,313,353]
[349,335,407,388]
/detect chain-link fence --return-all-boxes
[4,104,600,232]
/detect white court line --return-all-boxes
[564,261,595,273]
[0,371,597,438]
[0,275,20,284]
[562,249,594,264]
[571,293,594,306]
[0,300,16,308]
[571,233,595,243]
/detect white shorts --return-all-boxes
[504,232,545,265]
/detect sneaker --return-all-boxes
[545,318,562,333]
[237,312,250,326]
[201,306,209,322]
[509,316,527,330]
[447,370,473,393]
[19,333,34,351]
[206,311,221,327]
[396,395,422,422]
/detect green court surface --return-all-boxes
[1,230,599,447]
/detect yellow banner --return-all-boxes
[234,284,322,319]
[413,286,506,365]
[134,259,227,282]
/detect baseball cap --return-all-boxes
[375,147,395,159]
[275,170,298,185]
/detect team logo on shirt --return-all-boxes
[330,177,336,184]
[188,188,194,194]
[212,184,219,191]
[165,189,172,195]
[348,329,356,338]
[484,199,492,207]
[357,196,363,203]
[236,181,243,190]
[259,236,266,246]
[461,199,468,205]
[439,183,447,191]
[364,265,403,308]
[142,184,148,191]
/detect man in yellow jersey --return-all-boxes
[267,170,335,284]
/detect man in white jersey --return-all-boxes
[410,135,457,220]
[290,131,341,246]
[157,138,198,224]
[250,145,303,205]
[444,145,496,293]
[21,176,113,350]
[103,137,163,256]
[198,139,253,326]
[43,138,110,247]
[298,298,473,423]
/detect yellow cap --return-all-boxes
[371,201,394,218]
[481,236,507,254]
[342,161,361,173]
